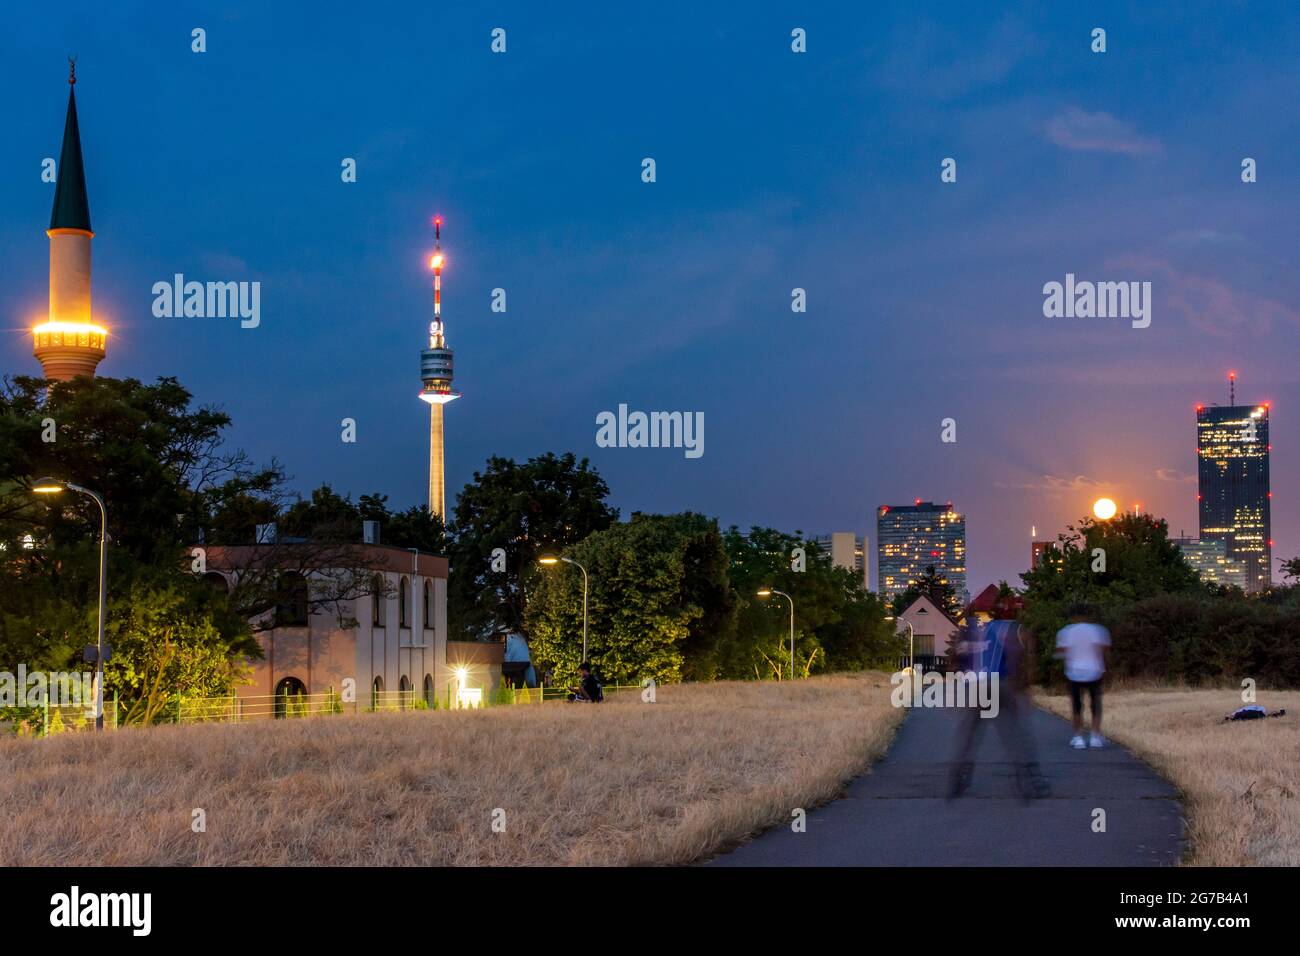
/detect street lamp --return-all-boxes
[886,615,915,673]
[757,588,795,680]
[539,554,589,662]
[32,477,108,731]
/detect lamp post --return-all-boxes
[539,554,589,663]
[32,477,107,730]
[757,588,795,680]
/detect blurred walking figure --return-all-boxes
[948,607,1050,801]
[1055,603,1111,748]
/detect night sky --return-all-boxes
[3,2,1298,590]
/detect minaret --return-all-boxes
[419,217,460,518]
[33,59,107,381]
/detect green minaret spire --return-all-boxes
[50,58,92,233]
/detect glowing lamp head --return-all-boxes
[756,588,773,598]
[429,253,445,270]
[32,477,65,494]
[538,555,560,566]
[1092,497,1118,521]
[454,666,468,683]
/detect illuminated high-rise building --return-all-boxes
[33,61,107,381]
[418,217,460,519]
[1197,372,1271,592]
[876,500,967,604]
[1172,536,1248,590]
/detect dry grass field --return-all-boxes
[0,673,902,866]
[1037,685,1300,866]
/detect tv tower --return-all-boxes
[419,216,460,518]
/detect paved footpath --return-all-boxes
[710,703,1184,866]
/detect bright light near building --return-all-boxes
[1093,497,1118,520]
[33,320,108,337]
[429,254,445,270]
[454,666,468,683]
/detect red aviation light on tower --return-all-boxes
[429,253,445,270]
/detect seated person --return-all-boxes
[567,662,603,703]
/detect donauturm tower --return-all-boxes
[418,217,460,518]
[34,60,106,381]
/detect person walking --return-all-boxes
[1054,603,1111,749]
[948,611,1050,801]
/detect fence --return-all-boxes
[175,682,643,724]
[0,696,120,737]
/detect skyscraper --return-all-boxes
[1172,536,1248,590]
[812,532,869,590]
[1197,373,1271,592]
[876,500,967,604]
[419,217,460,519]
[32,61,107,381]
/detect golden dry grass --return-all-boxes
[0,673,902,866]
[1037,686,1300,866]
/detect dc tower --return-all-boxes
[33,59,106,381]
[418,217,460,518]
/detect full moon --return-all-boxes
[1093,497,1118,520]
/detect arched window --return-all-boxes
[400,674,411,709]
[275,572,309,626]
[274,676,307,719]
[423,674,434,705]
[399,576,410,628]
[423,580,432,631]
[371,574,385,627]
[372,675,384,710]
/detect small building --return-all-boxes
[203,540,500,715]
[965,583,1024,623]
[895,594,960,672]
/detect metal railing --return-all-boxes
[0,698,120,736]
[174,682,642,723]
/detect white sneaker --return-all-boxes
[1089,732,1105,748]
[1070,734,1087,749]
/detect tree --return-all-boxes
[1020,511,1204,682]
[525,513,726,685]
[1,375,266,690]
[104,575,258,725]
[889,565,962,619]
[448,453,617,640]
[719,527,896,680]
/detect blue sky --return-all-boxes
[3,1,1298,588]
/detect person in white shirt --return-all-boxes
[1054,603,1111,749]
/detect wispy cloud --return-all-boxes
[1045,108,1161,155]
[997,474,1101,497]
[1155,468,1197,483]
[1109,255,1300,337]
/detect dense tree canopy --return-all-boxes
[447,453,617,641]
